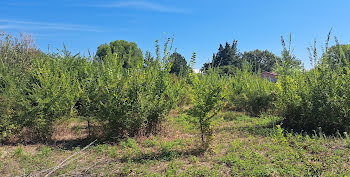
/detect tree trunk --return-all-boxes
[199,117,204,143]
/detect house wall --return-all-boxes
[261,72,277,83]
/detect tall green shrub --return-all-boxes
[228,66,277,116]
[79,38,183,139]
[275,33,350,134]
[24,54,82,139]
[187,66,225,147]
[0,32,40,140]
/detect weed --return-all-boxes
[165,160,180,177]
[143,138,157,148]
[188,155,199,164]
[121,138,138,149]
[107,146,118,158]
[13,147,23,157]
[37,146,52,157]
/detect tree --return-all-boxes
[242,49,281,72]
[212,40,241,68]
[201,40,242,74]
[169,52,188,75]
[279,35,302,70]
[144,51,155,67]
[188,73,224,147]
[188,57,225,148]
[323,44,350,68]
[280,50,301,69]
[96,40,143,68]
[95,44,112,61]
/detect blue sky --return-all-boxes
[1,0,349,69]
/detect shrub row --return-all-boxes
[1,32,350,143]
[0,34,182,141]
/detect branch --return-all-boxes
[44,139,97,177]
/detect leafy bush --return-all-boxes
[0,33,184,142]
[187,66,225,146]
[275,33,350,134]
[0,32,42,140]
[1,47,86,141]
[4,29,350,143]
[24,54,83,139]
[78,38,183,139]
[228,66,277,116]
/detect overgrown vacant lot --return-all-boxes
[1,110,350,176]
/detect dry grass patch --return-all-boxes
[1,111,350,176]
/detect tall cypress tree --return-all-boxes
[213,41,241,68]
[169,52,188,75]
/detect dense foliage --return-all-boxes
[242,49,281,72]
[275,36,350,134]
[202,41,241,74]
[187,68,225,146]
[78,52,182,139]
[202,40,300,74]
[1,31,350,144]
[96,40,144,68]
[169,52,189,76]
[323,44,350,68]
[0,34,182,142]
[228,66,277,116]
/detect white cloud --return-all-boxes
[193,69,201,73]
[88,1,185,13]
[0,19,101,32]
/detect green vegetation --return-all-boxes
[0,34,182,141]
[323,43,350,69]
[169,52,189,76]
[202,40,241,74]
[228,66,277,116]
[201,40,300,74]
[187,68,225,147]
[242,49,281,72]
[96,40,143,68]
[275,33,350,134]
[1,31,350,176]
[1,111,350,176]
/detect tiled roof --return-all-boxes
[261,72,277,76]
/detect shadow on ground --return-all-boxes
[215,118,283,137]
[129,147,206,163]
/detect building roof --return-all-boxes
[261,71,277,76]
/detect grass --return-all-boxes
[1,110,350,176]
